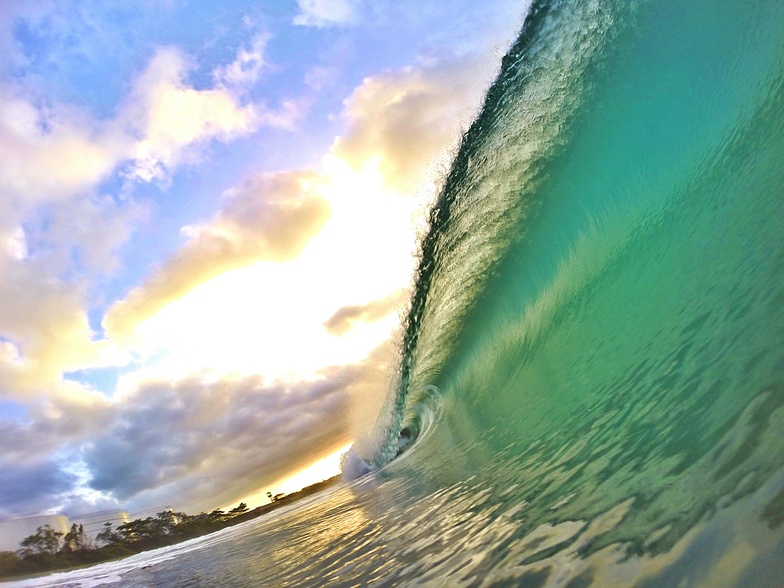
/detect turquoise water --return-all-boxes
[10,0,784,585]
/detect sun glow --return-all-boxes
[114,155,423,502]
[123,154,421,386]
[238,443,352,508]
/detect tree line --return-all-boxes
[0,502,250,580]
[0,475,340,581]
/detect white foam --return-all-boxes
[341,447,377,481]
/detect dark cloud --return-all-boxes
[0,400,118,515]
[323,289,406,335]
[0,338,398,517]
[0,398,113,463]
[83,371,353,512]
[0,460,79,517]
[0,420,68,467]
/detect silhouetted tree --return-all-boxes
[153,510,179,535]
[62,524,91,552]
[96,522,122,545]
[17,525,63,556]
[2,475,342,580]
[228,502,248,516]
[117,517,159,542]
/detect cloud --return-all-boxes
[43,195,148,275]
[333,54,498,195]
[0,256,124,393]
[0,84,128,212]
[213,34,269,89]
[0,190,141,397]
[73,337,398,514]
[0,39,295,205]
[323,289,406,335]
[83,371,352,512]
[304,66,340,91]
[0,351,369,515]
[0,3,62,76]
[293,0,363,28]
[0,38,304,386]
[103,171,331,341]
[0,459,79,517]
[0,393,112,461]
[121,47,261,182]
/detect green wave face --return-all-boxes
[377,0,784,582]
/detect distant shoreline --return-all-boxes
[0,476,342,583]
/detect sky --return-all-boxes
[0,0,527,517]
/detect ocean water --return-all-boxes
[10,0,784,586]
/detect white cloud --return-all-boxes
[293,0,363,28]
[44,195,148,274]
[333,53,500,195]
[0,3,60,75]
[121,47,260,182]
[304,65,340,91]
[0,84,128,210]
[1,226,27,260]
[0,42,296,206]
[0,195,141,400]
[213,34,269,88]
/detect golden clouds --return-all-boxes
[0,255,123,395]
[323,290,406,336]
[333,55,496,195]
[83,373,352,511]
[103,171,331,342]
